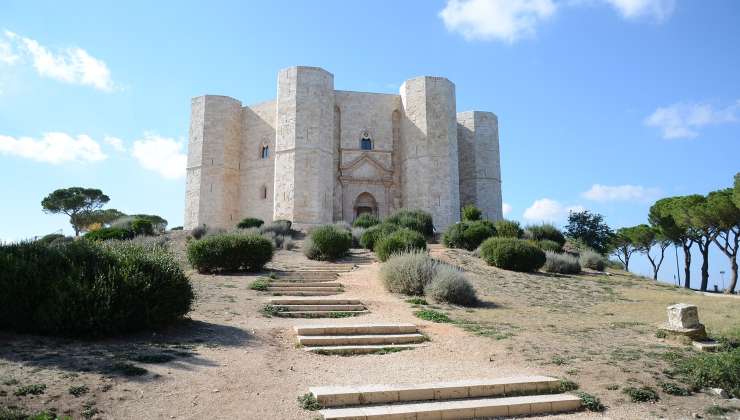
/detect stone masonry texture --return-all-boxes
[184,66,503,231]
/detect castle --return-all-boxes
[184,66,502,231]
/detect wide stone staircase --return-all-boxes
[266,271,344,296]
[266,298,368,318]
[308,376,582,419]
[295,323,427,355]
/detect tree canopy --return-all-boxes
[564,210,614,254]
[41,187,110,236]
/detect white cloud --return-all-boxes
[645,100,740,139]
[604,0,675,21]
[439,0,557,43]
[0,132,107,164]
[582,184,660,202]
[3,30,115,91]
[502,202,512,216]
[104,136,126,152]
[131,133,187,180]
[523,198,585,223]
[0,40,19,64]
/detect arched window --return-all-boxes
[360,130,372,150]
[260,185,268,200]
[260,145,270,159]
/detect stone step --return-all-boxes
[311,376,560,407]
[268,287,342,293]
[305,344,425,355]
[270,282,342,287]
[275,310,369,318]
[271,291,341,296]
[275,304,366,312]
[270,298,362,305]
[319,393,582,419]
[295,323,418,336]
[299,333,426,346]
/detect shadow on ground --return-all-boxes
[0,319,253,381]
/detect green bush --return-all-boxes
[374,228,427,262]
[386,209,434,237]
[479,237,546,272]
[353,213,380,228]
[537,239,563,253]
[542,251,581,274]
[380,250,437,295]
[576,392,605,412]
[191,225,208,239]
[442,221,496,251]
[84,227,135,241]
[36,233,65,245]
[237,217,264,229]
[359,223,399,250]
[461,204,482,221]
[494,219,524,238]
[0,241,193,336]
[187,233,273,273]
[623,386,659,402]
[424,265,477,305]
[131,218,154,236]
[525,223,566,246]
[304,225,351,261]
[675,347,740,398]
[260,220,293,236]
[579,249,606,271]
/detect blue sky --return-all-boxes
[1,0,738,289]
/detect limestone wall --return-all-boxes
[400,77,461,230]
[240,100,276,223]
[457,111,503,221]
[184,95,242,229]
[274,66,335,228]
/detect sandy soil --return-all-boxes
[1,237,739,419]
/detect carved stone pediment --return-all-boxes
[340,153,393,184]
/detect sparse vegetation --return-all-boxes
[249,277,270,291]
[297,393,321,410]
[68,385,89,397]
[478,237,546,272]
[576,392,605,412]
[623,385,659,402]
[558,379,579,392]
[187,233,273,272]
[674,347,740,398]
[405,297,428,305]
[110,362,148,376]
[542,251,581,274]
[414,309,452,323]
[14,383,46,396]
[660,381,691,396]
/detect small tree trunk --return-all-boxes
[682,243,692,289]
[624,254,630,272]
[699,245,710,292]
[726,259,738,294]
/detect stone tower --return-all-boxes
[273,66,335,229]
[457,111,503,221]
[184,95,242,230]
[400,76,461,229]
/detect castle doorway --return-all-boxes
[354,192,378,220]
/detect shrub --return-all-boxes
[304,225,351,261]
[659,381,691,396]
[606,258,626,270]
[579,249,606,271]
[623,386,659,402]
[380,250,437,295]
[525,223,566,246]
[461,204,482,221]
[0,241,193,336]
[84,227,134,241]
[351,227,365,248]
[442,221,496,251]
[249,277,270,291]
[374,228,427,262]
[576,392,605,412]
[360,223,399,250]
[479,237,546,272]
[425,265,477,305]
[386,209,434,237]
[353,213,380,228]
[558,379,579,392]
[537,239,563,253]
[675,347,740,398]
[237,217,264,229]
[260,220,293,236]
[36,233,65,245]
[191,225,208,239]
[131,218,154,236]
[187,233,273,273]
[494,219,523,238]
[542,251,581,274]
[302,237,321,260]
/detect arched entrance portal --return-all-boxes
[354,192,378,220]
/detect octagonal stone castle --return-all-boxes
[184,66,502,231]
